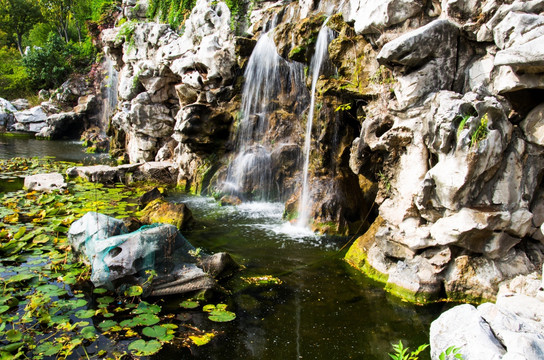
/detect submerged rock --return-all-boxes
[68,212,237,294]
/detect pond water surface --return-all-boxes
[0,137,452,359]
[159,195,450,360]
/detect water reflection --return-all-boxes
[165,194,449,359]
[0,135,110,164]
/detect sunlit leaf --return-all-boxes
[189,333,215,346]
[128,339,162,356]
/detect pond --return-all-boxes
[160,195,450,359]
[0,134,110,163]
[0,137,452,359]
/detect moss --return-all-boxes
[345,216,439,304]
[0,132,35,139]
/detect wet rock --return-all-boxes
[131,161,179,184]
[347,0,424,35]
[140,198,194,230]
[139,187,164,209]
[220,195,241,206]
[24,173,67,192]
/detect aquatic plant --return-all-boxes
[389,341,428,360]
[0,157,237,358]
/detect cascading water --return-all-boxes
[296,20,334,228]
[100,58,119,129]
[224,32,306,200]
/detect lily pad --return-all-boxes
[180,300,199,309]
[128,339,162,356]
[75,309,96,319]
[189,333,215,346]
[5,330,22,342]
[142,325,173,342]
[124,285,143,297]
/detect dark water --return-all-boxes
[161,195,450,360]
[0,134,110,163]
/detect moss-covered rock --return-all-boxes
[140,198,194,230]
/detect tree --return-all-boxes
[0,0,43,55]
[38,0,73,42]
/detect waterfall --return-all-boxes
[224,32,305,200]
[296,20,334,228]
[101,58,119,129]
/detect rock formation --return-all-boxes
[99,0,544,302]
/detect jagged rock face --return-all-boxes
[346,0,544,302]
[104,0,237,183]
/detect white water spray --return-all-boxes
[101,58,119,129]
[297,20,334,228]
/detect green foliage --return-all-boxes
[470,113,489,148]
[148,0,196,30]
[389,341,429,360]
[0,0,43,54]
[439,345,464,360]
[0,46,30,99]
[335,103,352,112]
[456,113,471,139]
[22,33,96,90]
[377,171,391,195]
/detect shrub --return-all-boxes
[0,46,31,99]
[23,33,96,90]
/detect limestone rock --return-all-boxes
[377,20,460,108]
[495,37,544,73]
[10,98,29,110]
[444,249,535,302]
[0,98,16,130]
[131,161,179,184]
[24,173,67,192]
[431,273,544,360]
[521,103,544,146]
[37,112,85,140]
[13,106,47,133]
[430,304,506,359]
[140,199,194,230]
[442,0,483,22]
[347,0,424,35]
[66,164,141,183]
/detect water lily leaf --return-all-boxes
[36,284,67,297]
[97,296,115,304]
[75,309,96,319]
[13,227,25,240]
[202,304,216,313]
[7,273,36,283]
[180,300,199,309]
[1,341,24,353]
[133,314,160,326]
[142,325,171,342]
[132,302,161,315]
[189,333,215,346]
[128,339,162,356]
[0,305,10,314]
[36,342,62,356]
[209,309,236,322]
[5,330,22,342]
[81,326,97,340]
[93,288,108,294]
[32,234,50,244]
[124,285,143,297]
[98,319,118,331]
